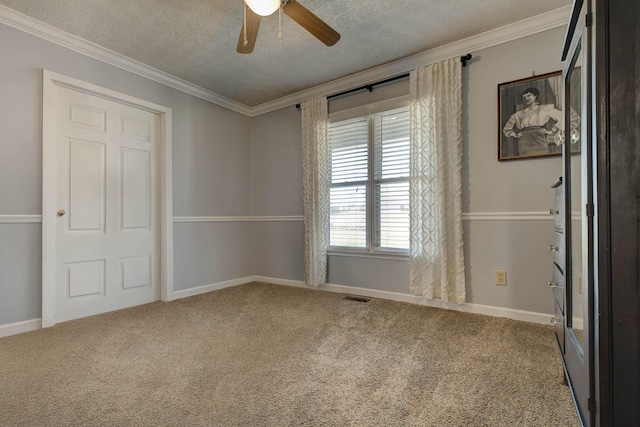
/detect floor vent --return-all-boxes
[343,295,371,303]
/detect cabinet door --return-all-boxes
[562,0,593,424]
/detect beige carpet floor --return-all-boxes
[0,282,579,426]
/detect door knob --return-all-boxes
[57,209,65,217]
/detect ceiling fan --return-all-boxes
[237,0,341,54]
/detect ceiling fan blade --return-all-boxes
[237,7,262,54]
[283,0,340,47]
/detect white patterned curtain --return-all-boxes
[301,97,330,287]
[409,58,466,304]
[548,75,563,109]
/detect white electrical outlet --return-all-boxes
[495,270,507,286]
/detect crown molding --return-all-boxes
[0,4,252,116]
[0,4,570,118]
[248,5,571,116]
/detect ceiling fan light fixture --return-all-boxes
[244,0,280,17]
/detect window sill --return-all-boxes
[327,250,409,261]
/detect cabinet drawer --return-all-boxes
[551,200,563,232]
[550,231,565,272]
[553,299,564,353]
[551,178,564,231]
[550,262,564,314]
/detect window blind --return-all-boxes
[329,117,368,248]
[329,106,410,251]
[374,108,410,250]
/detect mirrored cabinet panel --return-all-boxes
[566,41,585,350]
[553,1,593,424]
[555,0,640,425]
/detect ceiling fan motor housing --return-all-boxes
[244,0,280,16]
[238,0,340,54]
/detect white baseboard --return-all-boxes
[252,276,308,289]
[0,277,557,338]
[0,318,41,338]
[253,275,554,326]
[1,278,256,336]
[171,276,255,300]
[572,318,584,331]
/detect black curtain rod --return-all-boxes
[295,53,472,110]
[327,73,409,101]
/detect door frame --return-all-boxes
[42,69,174,327]
[561,1,593,424]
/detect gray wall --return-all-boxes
[0,23,253,325]
[0,225,42,322]
[250,26,566,314]
[0,21,566,327]
[462,27,563,313]
[250,106,305,281]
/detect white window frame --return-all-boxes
[328,96,410,257]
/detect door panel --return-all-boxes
[121,148,151,230]
[67,259,105,298]
[120,115,151,141]
[68,139,106,231]
[70,104,107,132]
[120,256,151,290]
[57,88,159,322]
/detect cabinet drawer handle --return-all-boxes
[550,317,562,325]
[549,208,559,215]
[548,245,559,252]
[548,281,561,288]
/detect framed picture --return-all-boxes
[498,71,564,161]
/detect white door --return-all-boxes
[55,88,159,322]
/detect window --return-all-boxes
[329,104,410,252]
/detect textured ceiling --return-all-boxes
[0,0,571,107]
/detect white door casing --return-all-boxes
[43,70,174,327]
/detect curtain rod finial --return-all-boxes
[461,53,472,67]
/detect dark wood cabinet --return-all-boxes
[556,0,640,425]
